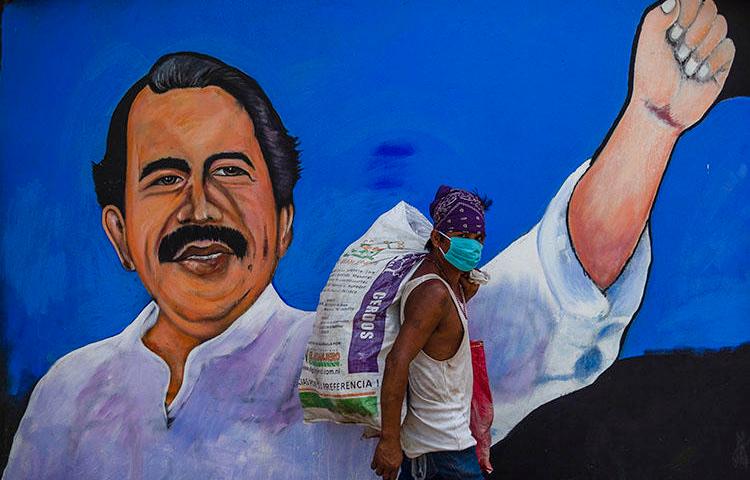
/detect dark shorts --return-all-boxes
[398,446,484,480]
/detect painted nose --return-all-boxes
[176,182,222,224]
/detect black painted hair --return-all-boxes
[92,52,301,215]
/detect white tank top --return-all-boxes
[399,273,476,458]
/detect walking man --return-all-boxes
[372,187,490,479]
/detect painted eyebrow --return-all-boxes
[203,152,255,177]
[139,157,191,181]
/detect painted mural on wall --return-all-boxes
[0,0,748,478]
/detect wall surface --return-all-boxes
[1,0,748,477]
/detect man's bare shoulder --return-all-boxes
[403,277,452,314]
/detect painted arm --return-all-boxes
[467,0,735,443]
[370,281,449,480]
[570,0,735,289]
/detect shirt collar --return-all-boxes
[120,283,284,363]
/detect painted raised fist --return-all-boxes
[630,0,735,132]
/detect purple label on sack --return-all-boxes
[348,253,426,373]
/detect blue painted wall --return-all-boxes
[1,0,748,396]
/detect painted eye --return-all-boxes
[154,175,182,186]
[214,166,248,177]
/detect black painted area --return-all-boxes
[0,350,30,470]
[489,344,750,479]
[0,399,24,470]
[716,0,750,101]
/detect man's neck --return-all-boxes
[426,250,462,286]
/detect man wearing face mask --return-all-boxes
[371,187,490,480]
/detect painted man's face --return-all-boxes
[103,86,292,336]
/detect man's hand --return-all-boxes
[632,0,735,132]
[371,436,402,480]
[459,273,480,301]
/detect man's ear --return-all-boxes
[102,205,135,271]
[276,204,294,258]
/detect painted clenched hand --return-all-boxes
[631,0,735,131]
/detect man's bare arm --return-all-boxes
[370,281,450,480]
[569,0,734,289]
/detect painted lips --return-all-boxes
[172,242,234,262]
[172,241,235,275]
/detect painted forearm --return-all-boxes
[568,103,679,289]
[568,0,734,290]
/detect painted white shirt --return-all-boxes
[4,161,651,479]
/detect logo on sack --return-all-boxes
[344,240,405,260]
[306,350,342,367]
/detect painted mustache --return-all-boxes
[158,225,248,263]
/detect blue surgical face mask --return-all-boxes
[438,231,483,272]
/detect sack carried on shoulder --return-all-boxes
[298,202,431,429]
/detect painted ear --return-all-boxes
[276,204,294,258]
[102,205,135,271]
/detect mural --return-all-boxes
[0,0,748,478]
